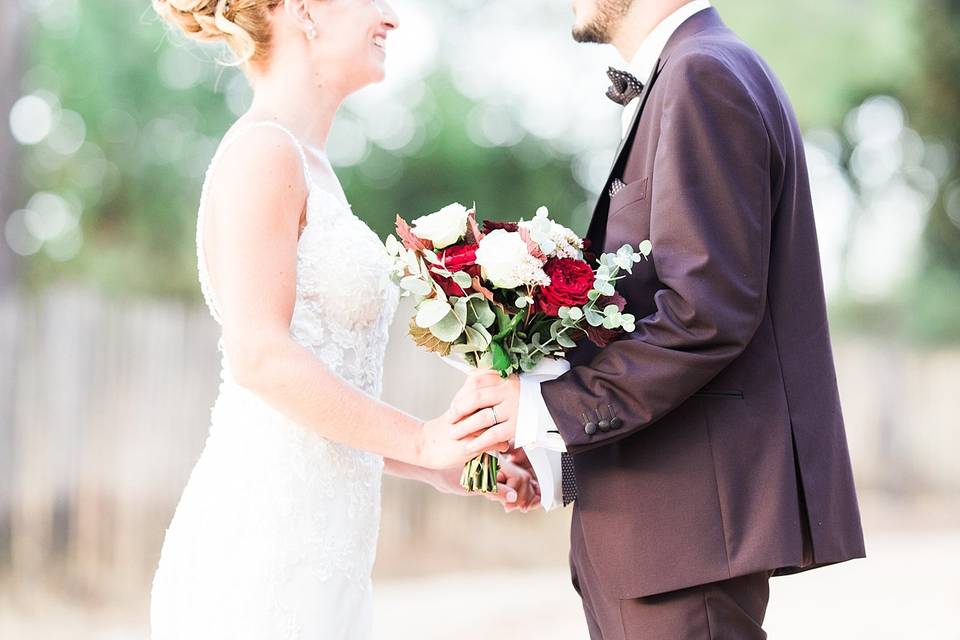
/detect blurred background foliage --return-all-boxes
[2,0,959,341]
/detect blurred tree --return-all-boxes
[900,1,960,343]
[0,0,24,566]
[0,0,24,291]
[915,1,960,268]
[17,0,946,340]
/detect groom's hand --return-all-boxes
[447,369,520,458]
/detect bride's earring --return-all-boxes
[306,23,318,40]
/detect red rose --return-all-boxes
[434,243,480,296]
[535,258,595,316]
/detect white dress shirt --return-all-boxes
[620,0,712,138]
[516,0,712,511]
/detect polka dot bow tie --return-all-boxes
[605,67,644,106]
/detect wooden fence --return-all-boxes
[0,286,957,596]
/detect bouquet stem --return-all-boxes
[459,452,500,493]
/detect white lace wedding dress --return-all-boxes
[150,121,399,639]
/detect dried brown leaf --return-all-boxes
[409,319,453,357]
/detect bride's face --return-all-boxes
[307,0,399,90]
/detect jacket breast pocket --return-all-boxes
[609,177,649,218]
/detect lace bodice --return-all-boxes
[196,120,400,397]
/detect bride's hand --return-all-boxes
[497,452,541,512]
[427,455,540,512]
[416,411,510,470]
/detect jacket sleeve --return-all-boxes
[541,53,773,454]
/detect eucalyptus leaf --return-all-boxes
[471,322,492,346]
[584,307,605,327]
[430,311,465,342]
[385,234,401,256]
[452,271,473,288]
[639,240,653,257]
[602,315,620,330]
[422,250,442,265]
[416,298,452,328]
[466,297,496,328]
[556,330,577,348]
[604,304,620,316]
[463,325,489,351]
[568,307,584,321]
[453,296,469,325]
[401,276,432,296]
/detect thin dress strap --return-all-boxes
[196,121,313,325]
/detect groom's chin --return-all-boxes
[572,22,611,44]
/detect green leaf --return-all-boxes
[452,271,473,288]
[400,276,432,296]
[416,298,452,327]
[494,304,511,334]
[430,311,465,342]
[422,250,443,265]
[493,307,528,341]
[466,297,496,328]
[453,297,469,325]
[385,234,401,256]
[604,304,620,316]
[490,340,511,373]
[556,330,577,348]
[462,325,489,351]
[584,307,605,327]
[638,240,653,257]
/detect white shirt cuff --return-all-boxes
[517,375,565,511]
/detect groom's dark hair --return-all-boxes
[572,0,635,44]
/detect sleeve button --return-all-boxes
[598,419,611,432]
[584,422,598,435]
[610,417,623,430]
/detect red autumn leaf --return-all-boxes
[395,215,433,252]
[464,209,485,245]
[471,276,497,303]
[518,226,546,262]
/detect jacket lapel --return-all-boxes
[583,7,727,249]
[585,59,664,246]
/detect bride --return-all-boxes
[148,1,538,638]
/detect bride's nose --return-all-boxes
[378,0,399,31]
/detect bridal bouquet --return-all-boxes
[386,203,651,492]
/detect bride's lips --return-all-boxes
[372,31,387,52]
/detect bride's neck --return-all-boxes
[246,58,347,151]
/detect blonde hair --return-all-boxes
[153,0,284,70]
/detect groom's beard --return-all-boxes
[572,0,634,43]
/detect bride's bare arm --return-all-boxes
[205,128,499,469]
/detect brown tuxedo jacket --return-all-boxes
[541,8,865,599]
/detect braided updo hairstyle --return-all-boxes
[152,0,284,70]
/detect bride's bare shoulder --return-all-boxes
[207,124,308,218]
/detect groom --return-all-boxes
[453,0,866,637]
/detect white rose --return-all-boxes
[475,229,549,289]
[410,202,470,249]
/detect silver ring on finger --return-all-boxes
[489,405,499,426]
